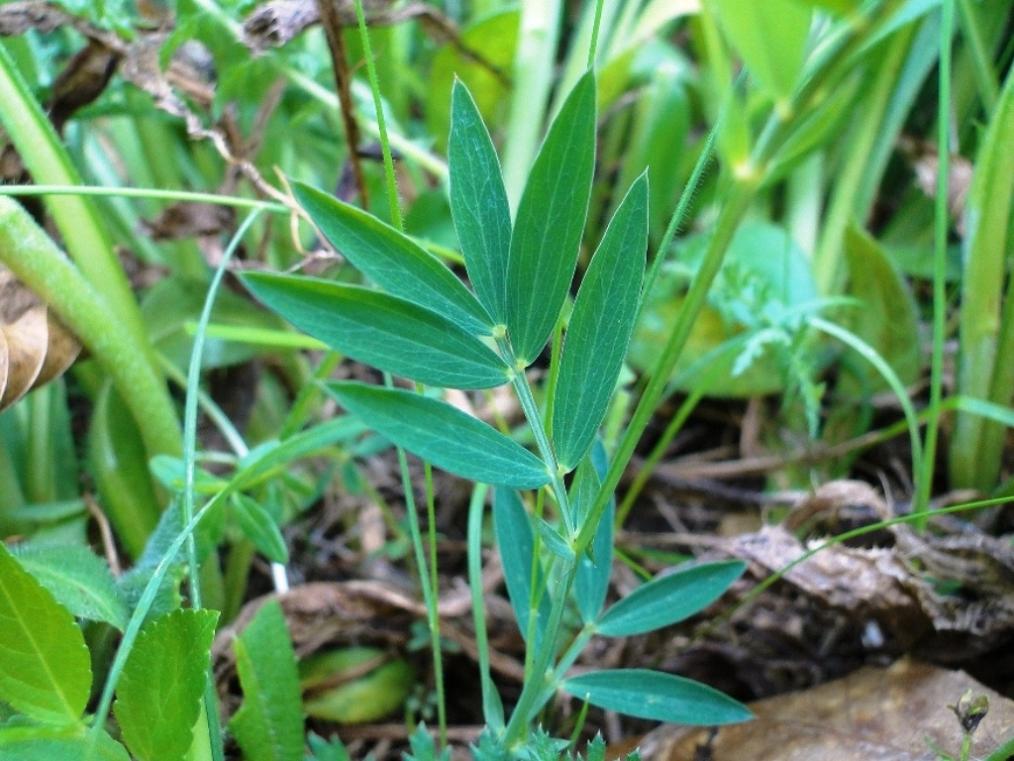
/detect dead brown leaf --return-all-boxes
[0,267,81,410]
[631,659,1014,761]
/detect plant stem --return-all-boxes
[467,484,502,729]
[915,0,954,519]
[181,211,261,761]
[352,0,444,744]
[0,184,288,213]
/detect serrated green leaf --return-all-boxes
[229,600,303,761]
[0,723,129,761]
[493,487,551,644]
[327,382,549,489]
[563,669,752,725]
[553,175,647,470]
[243,273,509,389]
[12,544,128,630]
[709,0,811,101]
[0,542,91,724]
[293,183,493,335]
[113,609,218,761]
[506,71,597,364]
[597,561,745,637]
[231,494,289,564]
[449,79,512,322]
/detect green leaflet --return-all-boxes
[571,445,614,624]
[230,494,289,564]
[709,0,811,101]
[327,382,549,489]
[493,488,551,645]
[292,182,493,335]
[449,79,512,322]
[553,175,648,470]
[596,561,746,637]
[506,70,597,364]
[12,543,129,630]
[243,272,510,389]
[563,669,752,725]
[0,542,91,725]
[113,609,219,761]
[230,601,304,761]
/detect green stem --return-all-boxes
[180,211,260,761]
[915,0,954,517]
[352,0,444,744]
[0,198,181,458]
[352,0,402,230]
[466,484,502,729]
[956,0,999,112]
[0,184,287,213]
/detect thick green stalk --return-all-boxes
[0,198,181,458]
[0,45,160,386]
[949,67,1014,489]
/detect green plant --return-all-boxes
[242,60,753,753]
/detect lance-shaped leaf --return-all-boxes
[506,71,597,364]
[563,669,752,725]
[0,542,91,724]
[327,382,549,489]
[243,272,510,389]
[229,601,304,761]
[13,544,129,630]
[493,487,551,645]
[231,494,289,564]
[597,560,746,637]
[449,79,512,322]
[571,444,614,624]
[293,183,493,335]
[553,175,647,470]
[113,609,218,761]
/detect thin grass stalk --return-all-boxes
[956,0,1000,112]
[180,211,261,761]
[914,0,954,519]
[0,184,288,213]
[352,0,445,745]
[466,484,501,729]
